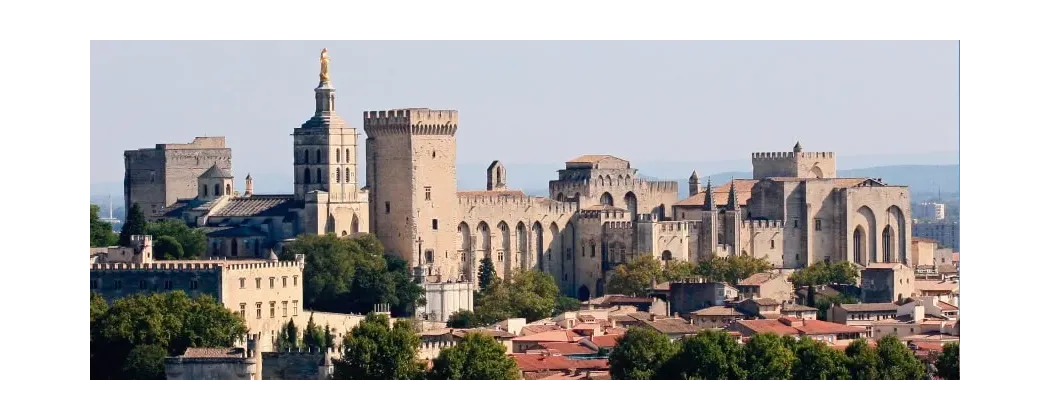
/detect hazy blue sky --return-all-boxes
[91,41,958,187]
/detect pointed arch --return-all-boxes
[600,192,614,207]
[853,225,868,265]
[516,222,528,270]
[624,192,638,221]
[548,222,560,279]
[304,168,311,184]
[497,221,511,276]
[882,226,894,263]
[345,168,350,184]
[887,205,907,264]
[351,214,360,233]
[214,184,221,196]
[336,169,341,183]
[532,221,545,271]
[857,206,878,263]
[458,222,472,279]
[316,168,323,184]
[316,149,322,163]
[563,221,576,294]
[577,285,591,302]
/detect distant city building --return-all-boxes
[912,220,959,251]
[914,202,946,221]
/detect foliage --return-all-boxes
[935,342,960,380]
[90,204,118,247]
[663,259,697,283]
[323,323,335,349]
[608,327,677,380]
[742,333,796,379]
[304,314,327,350]
[474,269,559,324]
[275,319,300,351]
[874,335,927,380]
[477,257,498,290]
[332,313,425,380]
[789,261,860,287]
[428,332,520,380]
[554,296,581,315]
[90,291,248,380]
[121,344,168,380]
[118,203,147,246]
[660,329,746,380]
[696,254,774,286]
[844,339,880,380]
[815,293,859,321]
[153,235,184,260]
[607,255,663,297]
[791,337,850,379]
[447,310,481,328]
[145,219,207,259]
[280,234,423,316]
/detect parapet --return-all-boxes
[750,151,835,159]
[363,108,459,137]
[457,194,579,215]
[158,136,228,150]
[744,219,784,229]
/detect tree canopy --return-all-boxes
[742,333,797,379]
[660,329,746,380]
[874,335,928,380]
[90,204,118,247]
[607,255,663,297]
[275,318,300,351]
[90,291,248,380]
[935,342,959,380]
[118,203,147,246]
[474,269,559,324]
[145,219,207,259]
[477,257,498,290]
[608,327,677,380]
[789,261,860,287]
[280,234,424,316]
[696,254,774,285]
[303,314,327,350]
[790,336,850,379]
[428,332,520,380]
[554,296,581,315]
[332,313,425,380]
[844,339,880,380]
[446,310,481,328]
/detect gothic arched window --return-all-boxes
[346,148,351,163]
[304,168,311,184]
[336,170,341,183]
[316,168,322,183]
[345,168,350,182]
[316,149,322,163]
[303,149,309,164]
[214,184,221,196]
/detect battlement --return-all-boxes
[457,195,579,214]
[603,221,635,230]
[751,151,835,159]
[90,255,305,272]
[744,219,784,229]
[362,108,459,136]
[654,220,702,232]
[158,136,228,150]
[578,208,629,220]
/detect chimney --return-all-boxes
[912,303,925,322]
[245,174,254,196]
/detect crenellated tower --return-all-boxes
[751,140,837,180]
[364,108,460,281]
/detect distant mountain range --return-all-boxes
[91,163,959,208]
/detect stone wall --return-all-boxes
[261,350,332,380]
[124,137,232,220]
[165,357,255,380]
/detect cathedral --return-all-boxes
[129,49,914,320]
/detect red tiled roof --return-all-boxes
[536,342,598,355]
[511,330,578,343]
[674,179,759,207]
[588,335,622,348]
[738,272,786,286]
[793,320,867,335]
[735,319,865,337]
[519,324,562,336]
[935,301,959,311]
[571,323,600,330]
[512,354,610,372]
[604,328,628,336]
[691,306,746,317]
[915,280,960,292]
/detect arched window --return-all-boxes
[662,250,672,261]
[214,184,221,196]
[201,186,207,197]
[226,184,231,195]
[336,170,341,183]
[231,239,238,257]
[346,149,351,163]
[316,168,322,183]
[336,150,340,163]
[304,168,311,184]
[345,168,350,183]
[883,226,893,262]
[590,242,596,258]
[316,149,322,163]
[303,149,309,164]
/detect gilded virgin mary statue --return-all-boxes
[320,48,330,83]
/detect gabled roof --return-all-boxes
[200,163,233,179]
[738,271,788,286]
[535,342,597,355]
[640,318,704,335]
[512,354,609,373]
[781,303,818,312]
[690,306,746,317]
[674,179,758,207]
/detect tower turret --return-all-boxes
[704,178,716,211]
[793,141,803,153]
[198,163,234,199]
[245,173,254,197]
[688,171,700,196]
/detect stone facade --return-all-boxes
[124,136,233,220]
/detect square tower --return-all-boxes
[751,141,837,180]
[364,108,460,280]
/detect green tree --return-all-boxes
[332,313,425,380]
[742,333,796,379]
[323,323,335,350]
[90,291,248,380]
[118,203,147,246]
[791,337,850,379]
[447,310,480,328]
[935,342,960,380]
[844,339,880,380]
[121,344,168,380]
[386,254,426,316]
[276,319,300,351]
[429,332,520,380]
[607,255,663,297]
[90,204,118,247]
[696,254,774,285]
[303,314,327,350]
[475,269,559,323]
[660,329,745,380]
[875,335,927,380]
[153,235,184,260]
[815,293,859,321]
[608,327,677,380]
[554,296,581,315]
[789,261,860,287]
[477,257,498,290]
[145,219,207,259]
[663,259,698,283]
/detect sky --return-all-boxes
[90,41,959,189]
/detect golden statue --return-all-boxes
[319,48,330,83]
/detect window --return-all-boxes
[771,240,775,249]
[566,248,572,260]
[293,276,298,286]
[293,300,299,316]
[316,149,322,163]
[814,219,822,231]
[190,280,199,290]
[793,219,799,228]
[336,170,341,182]
[385,201,390,213]
[316,168,322,183]
[239,278,245,289]
[239,303,246,319]
[269,302,276,318]
[497,250,504,262]
[282,276,287,287]
[425,250,434,264]
[590,243,596,258]
[114,280,122,289]
[269,277,275,289]
[346,149,350,163]
[214,184,221,196]
[425,186,432,201]
[164,280,173,290]
[432,219,438,230]
[282,301,288,317]
[304,149,309,164]
[255,278,261,289]
[256,302,262,319]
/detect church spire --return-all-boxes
[727,179,739,210]
[704,178,716,211]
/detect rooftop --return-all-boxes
[182,347,244,359]
[211,195,297,217]
[915,280,960,292]
[536,342,598,355]
[690,306,747,317]
[641,318,704,335]
[566,154,625,164]
[781,303,818,312]
[838,303,900,312]
[735,319,866,336]
[511,330,579,343]
[200,163,233,179]
[512,354,610,372]
[674,179,759,207]
[738,271,788,286]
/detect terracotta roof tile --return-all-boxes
[690,306,747,317]
[747,298,781,306]
[781,304,818,312]
[641,318,704,335]
[735,319,865,336]
[511,330,578,343]
[674,179,759,207]
[935,301,959,311]
[519,325,562,336]
[182,347,244,359]
[566,154,624,164]
[512,354,610,372]
[915,281,960,292]
[587,335,622,348]
[536,342,598,355]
